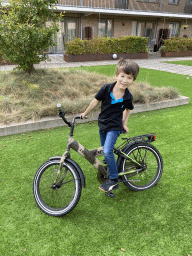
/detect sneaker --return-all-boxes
[99,179,119,192]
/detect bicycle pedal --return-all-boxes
[105,192,115,198]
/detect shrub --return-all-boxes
[0,0,60,74]
[65,36,148,55]
[160,37,192,52]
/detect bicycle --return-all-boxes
[33,104,163,217]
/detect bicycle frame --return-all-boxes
[57,106,156,181]
[63,136,107,176]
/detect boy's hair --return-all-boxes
[116,58,139,81]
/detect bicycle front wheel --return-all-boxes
[33,159,82,217]
[118,142,163,191]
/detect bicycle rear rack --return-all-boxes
[116,133,156,152]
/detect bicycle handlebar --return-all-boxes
[57,103,87,128]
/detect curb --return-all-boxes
[0,96,189,137]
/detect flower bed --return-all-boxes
[161,51,192,58]
[160,37,192,58]
[64,52,148,62]
[64,36,148,62]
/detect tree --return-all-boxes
[0,0,60,74]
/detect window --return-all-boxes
[46,20,65,53]
[132,21,154,38]
[169,23,180,37]
[131,21,137,36]
[132,21,155,50]
[46,18,78,53]
[169,0,179,5]
[85,27,93,40]
[66,19,77,42]
[98,19,113,37]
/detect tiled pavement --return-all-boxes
[0,54,192,76]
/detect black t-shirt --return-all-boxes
[95,82,134,132]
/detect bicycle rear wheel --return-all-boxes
[33,159,82,217]
[118,142,163,191]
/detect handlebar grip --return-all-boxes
[57,103,64,115]
[57,103,62,109]
[80,116,88,119]
[57,103,72,127]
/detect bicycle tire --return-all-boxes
[33,159,82,217]
[118,142,163,191]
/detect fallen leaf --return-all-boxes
[121,248,126,252]
[10,198,13,201]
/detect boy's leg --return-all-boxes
[99,129,106,147]
[103,130,120,180]
[99,130,107,164]
[99,130,120,192]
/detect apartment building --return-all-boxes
[49,0,191,53]
[2,0,192,53]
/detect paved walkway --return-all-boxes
[0,54,192,76]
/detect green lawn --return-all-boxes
[164,60,192,66]
[0,67,192,255]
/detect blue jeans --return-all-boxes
[99,130,121,180]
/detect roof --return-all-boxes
[54,5,192,19]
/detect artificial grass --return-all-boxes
[0,67,192,255]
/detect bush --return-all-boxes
[65,36,148,55]
[160,37,192,52]
[0,0,60,74]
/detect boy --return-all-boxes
[81,59,139,193]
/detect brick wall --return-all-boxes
[81,15,134,39]
[82,17,98,39]
[113,18,132,38]
[129,0,186,13]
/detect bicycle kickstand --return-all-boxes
[105,191,115,198]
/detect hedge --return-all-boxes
[65,36,148,55]
[160,37,192,52]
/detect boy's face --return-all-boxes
[115,71,134,90]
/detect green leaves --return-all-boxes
[161,37,192,53]
[65,36,148,55]
[0,0,59,73]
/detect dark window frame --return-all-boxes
[98,19,114,38]
[168,0,179,5]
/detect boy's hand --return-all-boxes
[123,125,129,133]
[80,113,86,119]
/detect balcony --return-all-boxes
[57,0,129,10]
[56,0,192,19]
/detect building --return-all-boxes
[2,0,192,53]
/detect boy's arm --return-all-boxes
[122,109,131,133]
[81,98,100,119]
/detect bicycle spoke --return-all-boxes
[120,143,163,191]
[38,164,76,209]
